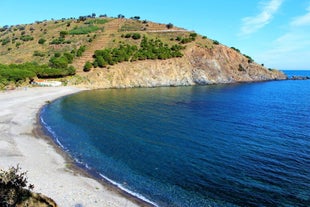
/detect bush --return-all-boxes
[38,38,46,44]
[0,66,36,83]
[59,30,68,38]
[33,51,45,57]
[0,165,34,206]
[1,37,10,46]
[50,37,71,45]
[0,62,75,84]
[93,36,184,67]
[124,33,132,38]
[132,33,141,40]
[213,40,220,45]
[69,25,99,35]
[83,61,92,72]
[76,45,86,57]
[189,33,197,39]
[20,35,34,42]
[231,47,240,53]
[243,54,254,63]
[15,42,21,48]
[49,56,68,68]
[63,52,74,64]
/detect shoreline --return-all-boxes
[0,86,151,207]
[36,99,155,207]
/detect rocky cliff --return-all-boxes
[76,43,287,89]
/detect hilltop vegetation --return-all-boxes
[0,14,205,88]
[0,14,284,89]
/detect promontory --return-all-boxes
[0,16,286,89]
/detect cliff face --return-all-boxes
[77,44,287,89]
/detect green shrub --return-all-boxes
[38,38,46,44]
[189,33,197,39]
[69,25,99,35]
[49,56,68,68]
[176,33,197,44]
[231,47,240,53]
[59,30,68,38]
[54,52,61,58]
[93,36,184,67]
[20,35,34,42]
[50,37,71,45]
[1,37,10,45]
[132,33,141,40]
[0,67,36,82]
[85,19,108,24]
[33,51,45,57]
[83,61,92,72]
[76,45,86,57]
[63,52,74,64]
[124,33,132,38]
[244,54,254,63]
[213,40,220,45]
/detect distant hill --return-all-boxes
[0,15,287,89]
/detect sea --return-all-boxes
[40,70,310,207]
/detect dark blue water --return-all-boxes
[40,71,310,207]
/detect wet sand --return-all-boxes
[0,86,145,207]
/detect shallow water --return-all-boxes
[41,71,310,206]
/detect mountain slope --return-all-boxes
[0,16,287,88]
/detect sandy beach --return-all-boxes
[0,86,141,207]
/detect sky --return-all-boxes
[1,0,310,70]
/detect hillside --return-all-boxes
[0,15,287,89]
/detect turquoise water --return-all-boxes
[41,71,310,206]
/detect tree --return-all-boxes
[166,23,173,29]
[63,52,74,63]
[49,56,68,68]
[78,16,87,21]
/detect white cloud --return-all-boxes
[256,24,310,69]
[240,0,283,35]
[291,6,310,26]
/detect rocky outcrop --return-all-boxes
[76,44,287,89]
[17,192,58,207]
[289,76,310,80]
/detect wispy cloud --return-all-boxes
[256,5,310,69]
[240,0,283,36]
[291,6,310,26]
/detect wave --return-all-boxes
[40,113,65,149]
[40,107,159,207]
[98,173,159,207]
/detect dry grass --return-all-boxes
[0,16,213,69]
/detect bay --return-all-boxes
[41,71,310,206]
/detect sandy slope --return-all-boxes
[0,86,140,207]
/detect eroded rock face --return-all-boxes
[78,44,287,89]
[17,192,58,207]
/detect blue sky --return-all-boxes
[1,0,310,70]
